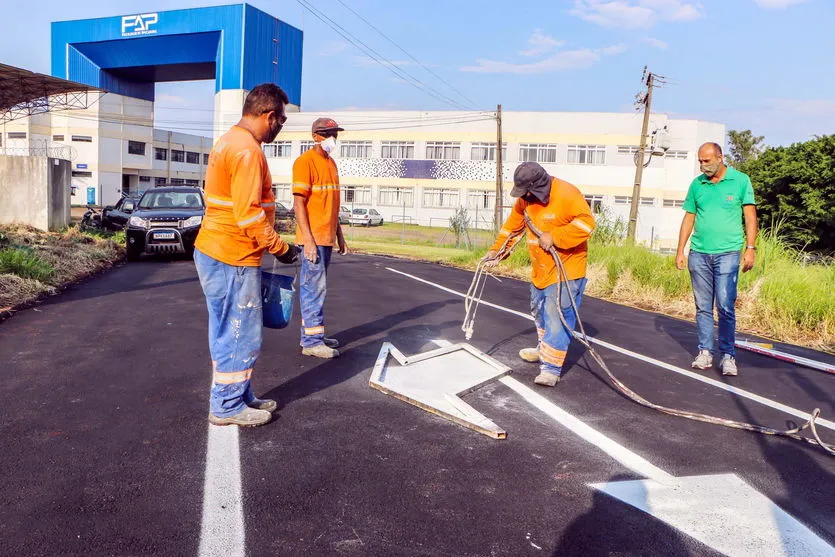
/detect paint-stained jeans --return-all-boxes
[531,278,587,377]
[194,248,263,417]
[688,250,740,357]
[299,245,333,348]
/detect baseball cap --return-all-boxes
[510,162,551,200]
[311,117,345,134]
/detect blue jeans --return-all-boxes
[194,248,263,417]
[299,245,333,348]
[531,278,587,377]
[688,250,740,357]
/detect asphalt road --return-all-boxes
[0,253,833,556]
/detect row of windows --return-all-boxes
[613,196,686,207]
[616,145,690,160]
[3,133,94,142]
[154,147,209,165]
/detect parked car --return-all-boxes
[125,186,205,261]
[338,206,351,225]
[348,207,384,226]
[275,201,294,220]
[101,194,142,231]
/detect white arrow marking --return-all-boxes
[426,341,834,556]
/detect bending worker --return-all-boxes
[483,162,595,387]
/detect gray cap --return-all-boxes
[510,162,551,199]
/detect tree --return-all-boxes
[726,129,765,167]
[743,134,835,252]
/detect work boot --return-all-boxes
[519,347,540,363]
[324,338,340,349]
[534,372,560,387]
[247,397,278,413]
[691,349,712,370]
[720,354,738,376]
[208,407,272,427]
[302,344,340,359]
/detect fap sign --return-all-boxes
[121,13,159,37]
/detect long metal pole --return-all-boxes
[627,74,654,243]
[494,104,503,232]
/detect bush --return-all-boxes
[0,248,55,282]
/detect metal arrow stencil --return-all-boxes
[369,342,511,439]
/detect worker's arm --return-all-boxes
[484,200,526,261]
[538,192,595,251]
[230,150,288,256]
[336,223,347,255]
[741,204,758,273]
[675,213,695,270]
[292,157,317,262]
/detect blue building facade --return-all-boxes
[51,4,303,105]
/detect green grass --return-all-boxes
[0,248,55,282]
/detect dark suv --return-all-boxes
[125,186,205,261]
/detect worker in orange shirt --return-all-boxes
[194,84,301,427]
[484,162,595,387]
[292,118,348,359]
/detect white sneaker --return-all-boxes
[691,349,712,369]
[302,344,340,359]
[519,348,540,363]
[720,354,738,376]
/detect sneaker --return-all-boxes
[534,372,560,387]
[519,348,540,363]
[247,397,278,413]
[720,354,738,376]
[691,349,713,370]
[302,344,340,359]
[208,407,272,427]
[323,338,340,349]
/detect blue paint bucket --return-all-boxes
[261,271,295,329]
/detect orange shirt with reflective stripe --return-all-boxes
[194,126,288,267]
[292,147,340,246]
[490,178,595,289]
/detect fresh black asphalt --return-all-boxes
[0,253,832,556]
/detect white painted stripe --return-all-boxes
[198,425,245,557]
[390,267,835,432]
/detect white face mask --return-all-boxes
[319,136,337,155]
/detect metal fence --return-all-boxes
[0,139,75,160]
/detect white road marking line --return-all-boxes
[392,267,835,432]
[198,425,246,557]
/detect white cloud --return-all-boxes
[569,0,703,29]
[642,36,669,49]
[520,29,565,57]
[753,0,811,8]
[317,40,349,56]
[461,45,626,74]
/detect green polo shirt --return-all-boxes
[683,166,756,254]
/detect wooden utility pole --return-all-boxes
[627,69,655,243]
[494,104,503,231]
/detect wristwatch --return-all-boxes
[746,245,756,250]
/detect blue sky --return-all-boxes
[1,0,833,146]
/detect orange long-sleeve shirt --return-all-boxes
[490,178,595,289]
[194,125,289,267]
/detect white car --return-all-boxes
[348,208,384,226]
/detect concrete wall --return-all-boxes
[0,156,71,231]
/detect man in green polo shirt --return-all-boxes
[675,142,758,376]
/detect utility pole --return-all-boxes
[626,67,661,243]
[494,104,503,232]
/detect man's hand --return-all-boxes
[304,243,318,264]
[276,244,302,265]
[538,231,554,252]
[337,236,348,255]
[675,252,687,270]
[741,248,755,272]
[481,250,500,268]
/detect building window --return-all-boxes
[568,145,606,165]
[155,177,167,186]
[425,141,461,160]
[423,188,459,208]
[466,190,496,211]
[185,179,199,186]
[471,142,506,161]
[71,135,93,142]
[617,145,639,155]
[300,141,315,154]
[381,141,414,159]
[519,143,557,163]
[663,199,685,208]
[640,197,655,207]
[71,171,92,178]
[340,140,372,159]
[53,135,65,142]
[170,178,185,185]
[203,153,210,165]
[378,187,414,207]
[341,186,372,205]
[171,150,185,162]
[664,150,688,160]
[272,184,292,202]
[155,147,168,161]
[186,151,200,164]
[263,141,292,158]
[584,195,604,213]
[614,196,631,205]
[7,132,27,139]
[128,141,146,156]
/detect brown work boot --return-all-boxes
[302,344,340,359]
[519,347,540,363]
[208,407,272,427]
[247,397,278,413]
[534,372,560,387]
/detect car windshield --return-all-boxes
[138,191,203,209]
[352,208,368,215]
